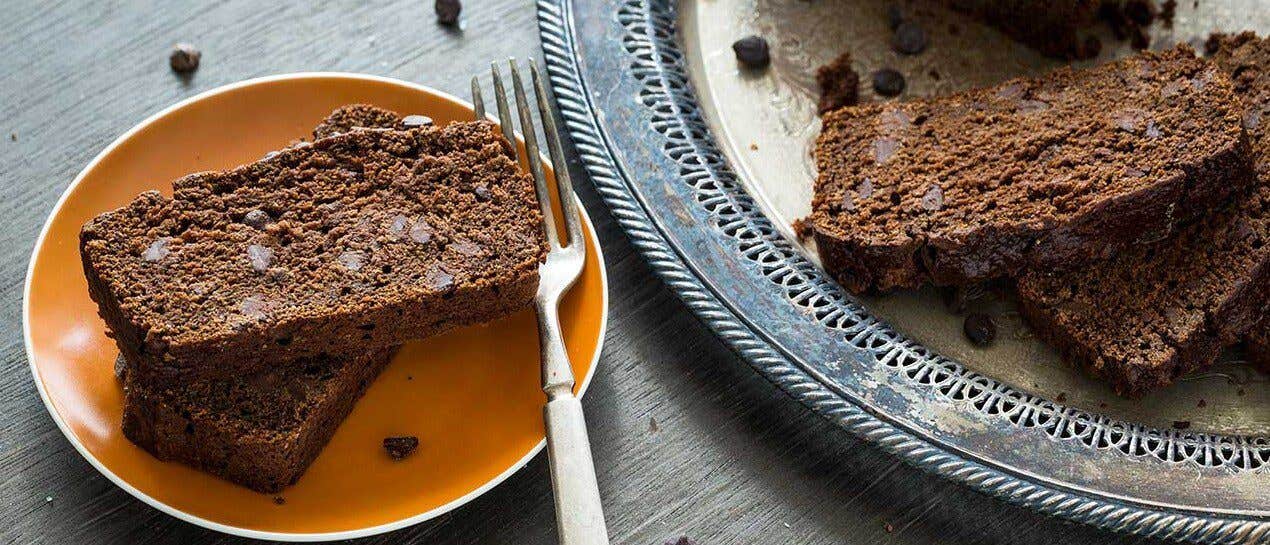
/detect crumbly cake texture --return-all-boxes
[1017,33,1270,395]
[811,45,1253,293]
[938,0,1101,59]
[311,103,403,139]
[82,114,546,383]
[121,347,397,493]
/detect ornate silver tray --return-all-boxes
[536,0,1269,542]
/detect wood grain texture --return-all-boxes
[0,1,1160,543]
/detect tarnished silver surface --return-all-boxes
[537,0,1269,542]
[682,0,1269,436]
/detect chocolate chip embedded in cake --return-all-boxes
[121,347,397,493]
[1016,33,1270,395]
[811,45,1254,293]
[81,112,546,384]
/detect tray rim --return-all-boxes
[535,0,1270,542]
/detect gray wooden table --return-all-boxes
[0,1,1163,543]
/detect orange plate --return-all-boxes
[22,73,607,540]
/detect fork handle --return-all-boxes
[545,395,609,545]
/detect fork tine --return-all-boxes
[471,76,485,120]
[528,61,584,251]
[510,59,560,248]
[490,62,518,162]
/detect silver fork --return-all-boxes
[472,60,610,545]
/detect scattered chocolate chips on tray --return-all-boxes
[168,43,200,73]
[732,35,771,69]
[383,436,420,460]
[892,22,928,55]
[871,68,905,96]
[435,0,461,25]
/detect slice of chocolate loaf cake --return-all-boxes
[82,115,546,383]
[1017,33,1270,395]
[122,347,397,493]
[811,45,1253,293]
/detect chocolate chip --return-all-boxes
[892,22,928,55]
[143,238,171,262]
[996,83,1025,100]
[1244,110,1262,130]
[872,68,905,97]
[1017,99,1050,113]
[389,214,410,237]
[243,209,272,229]
[920,184,944,211]
[856,178,874,199]
[169,43,200,73]
[383,436,419,460]
[408,219,433,243]
[885,4,905,29]
[425,266,454,291]
[435,0,461,25]
[731,35,770,69]
[873,137,899,164]
[338,251,365,271]
[449,239,481,256]
[401,114,434,128]
[963,313,996,346]
[247,244,274,272]
[1172,420,1191,430]
[240,296,267,320]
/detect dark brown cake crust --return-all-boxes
[812,46,1254,293]
[1016,33,1270,395]
[82,115,546,384]
[122,347,397,493]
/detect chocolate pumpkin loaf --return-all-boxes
[811,45,1253,293]
[121,347,397,493]
[82,116,546,383]
[1016,33,1270,395]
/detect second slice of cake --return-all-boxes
[82,115,547,383]
[1016,33,1270,394]
[811,45,1254,293]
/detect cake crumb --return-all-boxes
[815,52,860,114]
[884,522,894,533]
[383,436,420,460]
[1056,392,1068,403]
[1172,420,1191,430]
[649,415,660,433]
[749,143,758,151]
[1197,398,1206,408]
